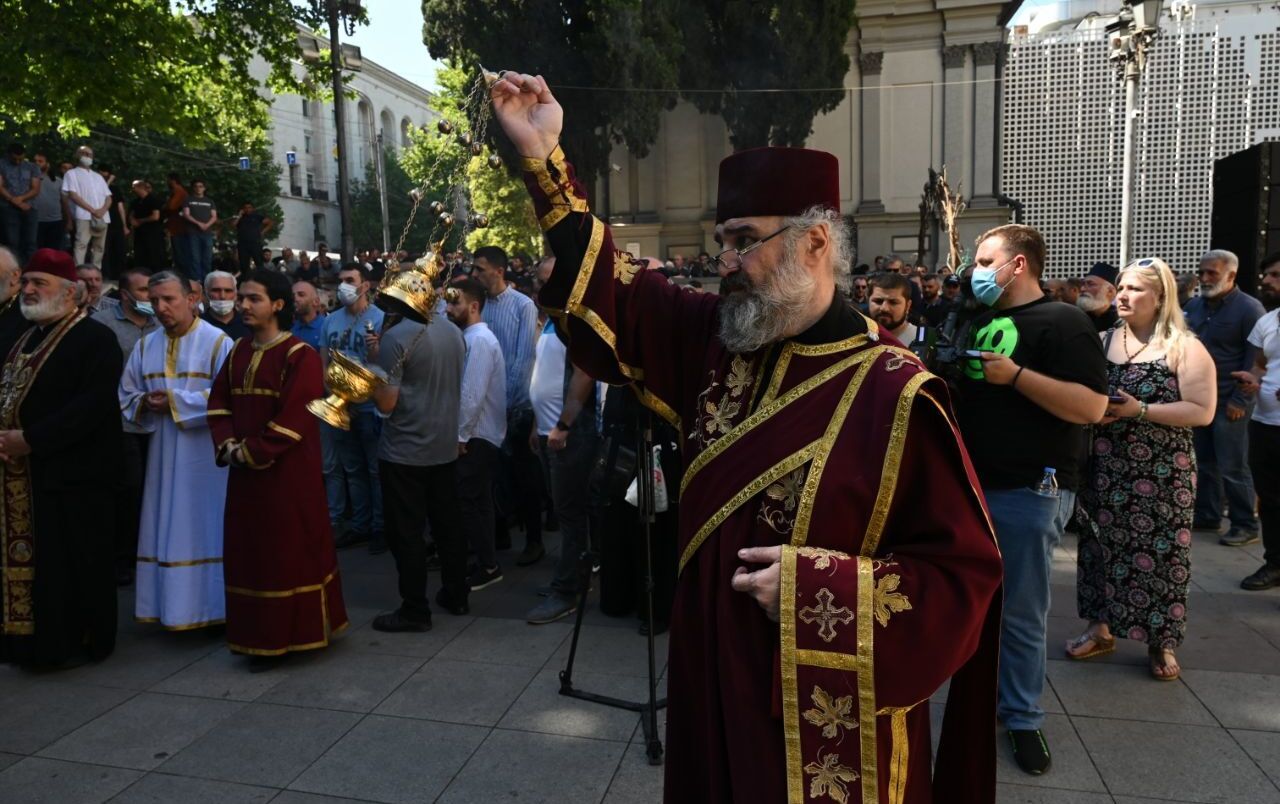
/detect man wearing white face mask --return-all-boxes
[320,263,385,552]
[201,270,250,341]
[95,267,158,585]
[60,145,111,267]
[954,224,1110,776]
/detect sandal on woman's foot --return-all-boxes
[1065,630,1115,660]
[1149,648,1180,681]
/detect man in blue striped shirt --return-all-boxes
[472,246,545,565]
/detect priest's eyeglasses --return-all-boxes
[711,225,792,272]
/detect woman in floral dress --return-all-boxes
[1067,258,1217,680]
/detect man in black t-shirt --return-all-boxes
[233,202,273,275]
[955,224,1108,777]
[128,180,166,269]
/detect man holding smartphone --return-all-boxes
[955,225,1109,776]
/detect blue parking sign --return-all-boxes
[238,156,250,170]
[285,150,297,166]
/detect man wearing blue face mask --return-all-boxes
[94,266,159,586]
[954,224,1109,777]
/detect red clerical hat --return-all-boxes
[23,248,78,283]
[715,147,841,224]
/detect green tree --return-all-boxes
[678,1,855,149]
[8,126,284,245]
[0,0,363,147]
[420,0,682,194]
[350,145,442,254]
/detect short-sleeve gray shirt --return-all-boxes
[376,316,464,467]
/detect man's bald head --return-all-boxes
[0,247,18,303]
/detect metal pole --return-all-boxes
[375,130,390,254]
[328,0,354,263]
[1119,58,1139,268]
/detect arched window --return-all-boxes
[401,117,413,148]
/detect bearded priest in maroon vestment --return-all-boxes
[491,73,1004,804]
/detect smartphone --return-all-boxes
[964,349,984,359]
[1107,394,1126,404]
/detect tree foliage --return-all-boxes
[2,126,284,241]
[678,1,855,149]
[420,0,682,192]
[0,0,362,148]
[350,145,441,255]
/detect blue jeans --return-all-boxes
[321,423,348,529]
[548,432,601,596]
[331,410,383,535]
[189,232,214,282]
[986,485,1076,731]
[1193,403,1259,533]
[170,233,191,276]
[1,205,38,265]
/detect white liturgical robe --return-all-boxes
[120,318,234,629]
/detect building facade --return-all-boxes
[250,30,439,252]
[1002,0,1280,276]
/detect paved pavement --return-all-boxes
[0,527,1277,803]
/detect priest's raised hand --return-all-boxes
[489,71,562,160]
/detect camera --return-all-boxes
[927,274,985,384]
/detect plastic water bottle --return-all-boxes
[1033,467,1060,499]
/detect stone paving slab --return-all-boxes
[341,614,475,660]
[1072,716,1279,803]
[1231,729,1280,788]
[498,664,661,742]
[110,773,278,803]
[434,616,571,668]
[288,716,487,804]
[436,728,625,804]
[996,784,1115,803]
[995,714,1108,793]
[157,702,362,787]
[151,647,294,702]
[0,678,134,754]
[0,756,142,804]
[373,657,537,726]
[257,650,424,714]
[37,692,242,771]
[1046,659,1217,726]
[1181,669,1280,731]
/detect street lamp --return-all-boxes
[1108,0,1163,267]
[309,0,363,263]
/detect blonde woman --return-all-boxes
[1067,258,1216,680]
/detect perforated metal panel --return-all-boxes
[1002,8,1280,277]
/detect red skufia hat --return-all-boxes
[23,248,78,283]
[715,147,841,224]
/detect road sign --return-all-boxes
[238,156,250,171]
[285,150,297,166]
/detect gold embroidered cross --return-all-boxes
[613,252,641,285]
[799,588,854,643]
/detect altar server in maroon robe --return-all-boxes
[491,72,1004,804]
[208,269,347,671]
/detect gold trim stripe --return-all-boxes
[136,616,225,631]
[780,546,804,803]
[267,421,303,442]
[142,371,212,380]
[678,443,817,575]
[226,570,337,599]
[231,388,280,397]
[861,372,932,557]
[888,707,910,804]
[794,648,859,671]
[207,409,232,416]
[681,347,887,496]
[791,354,882,546]
[136,556,223,567]
[759,343,793,408]
[229,620,349,656]
[857,556,878,801]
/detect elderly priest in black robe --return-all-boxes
[0,248,122,667]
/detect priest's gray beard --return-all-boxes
[20,296,68,322]
[717,240,816,355]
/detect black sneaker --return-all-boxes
[334,530,370,550]
[1220,529,1261,547]
[371,610,432,632]
[1007,729,1052,775]
[435,589,470,616]
[469,565,503,591]
[1242,564,1280,591]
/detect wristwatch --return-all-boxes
[554,420,570,432]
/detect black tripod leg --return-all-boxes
[558,548,597,694]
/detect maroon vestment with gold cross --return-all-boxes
[523,146,1004,804]
[208,333,348,656]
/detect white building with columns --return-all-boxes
[600,0,1018,268]
[249,29,439,252]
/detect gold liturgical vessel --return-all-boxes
[307,350,386,430]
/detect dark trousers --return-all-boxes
[1250,420,1280,567]
[117,432,150,568]
[133,230,167,270]
[380,460,468,619]
[548,433,600,596]
[36,220,66,251]
[238,240,264,275]
[0,205,38,265]
[1194,404,1259,533]
[496,408,543,548]
[457,438,499,569]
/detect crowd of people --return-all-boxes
[3,120,1279,801]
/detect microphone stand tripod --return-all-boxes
[558,410,667,765]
